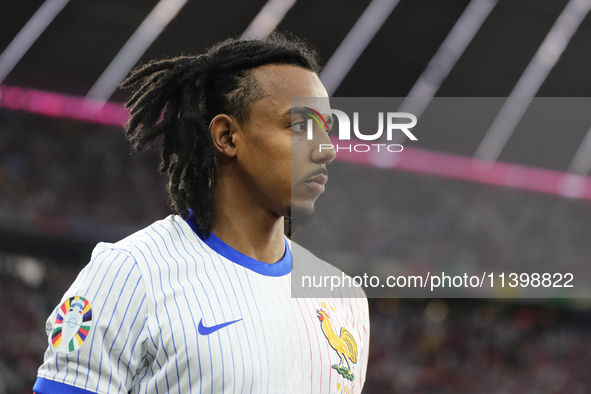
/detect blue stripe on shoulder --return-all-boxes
[33,377,97,394]
[185,209,292,277]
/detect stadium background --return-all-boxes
[2,0,591,392]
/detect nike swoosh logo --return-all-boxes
[198,318,243,335]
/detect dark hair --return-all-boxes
[120,33,321,237]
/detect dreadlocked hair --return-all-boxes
[120,32,321,238]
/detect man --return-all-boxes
[33,33,369,394]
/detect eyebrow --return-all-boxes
[285,107,334,125]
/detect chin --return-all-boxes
[286,203,316,231]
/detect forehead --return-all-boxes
[249,65,329,120]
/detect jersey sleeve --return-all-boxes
[34,246,151,394]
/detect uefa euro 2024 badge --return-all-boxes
[51,296,93,354]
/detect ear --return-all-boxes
[210,114,237,157]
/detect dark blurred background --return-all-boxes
[1,0,591,392]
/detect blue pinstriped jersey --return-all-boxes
[34,214,370,394]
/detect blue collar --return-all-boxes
[185,209,292,277]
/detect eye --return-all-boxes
[291,121,307,133]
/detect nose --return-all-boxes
[310,130,336,165]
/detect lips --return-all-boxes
[304,174,328,194]
[305,174,328,185]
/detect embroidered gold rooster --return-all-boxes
[317,308,358,381]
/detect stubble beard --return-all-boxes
[284,204,315,238]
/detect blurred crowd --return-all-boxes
[0,256,79,394]
[363,298,591,394]
[0,109,169,239]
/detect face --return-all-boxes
[230,64,336,222]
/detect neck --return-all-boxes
[210,176,286,264]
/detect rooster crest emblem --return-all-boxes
[317,306,358,381]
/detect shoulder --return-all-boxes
[289,239,340,274]
[94,214,198,260]
[83,215,205,287]
[288,238,348,277]
[289,239,368,300]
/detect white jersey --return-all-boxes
[34,214,370,394]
